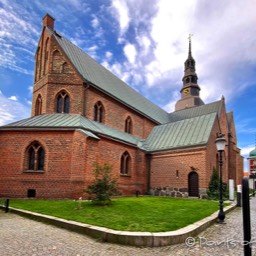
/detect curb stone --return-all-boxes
[0,203,236,247]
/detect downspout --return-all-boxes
[83,83,90,116]
[228,132,232,180]
[146,154,152,194]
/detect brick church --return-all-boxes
[0,14,243,199]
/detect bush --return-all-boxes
[85,163,121,205]
[207,168,229,200]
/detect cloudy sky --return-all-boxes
[0,0,256,170]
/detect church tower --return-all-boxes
[175,35,204,111]
[31,14,85,117]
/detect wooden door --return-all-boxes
[188,172,199,197]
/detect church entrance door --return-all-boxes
[188,171,199,197]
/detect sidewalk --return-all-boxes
[0,198,255,255]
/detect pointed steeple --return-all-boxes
[175,35,204,111]
[188,33,193,58]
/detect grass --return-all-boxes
[9,197,225,232]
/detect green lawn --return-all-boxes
[9,197,223,232]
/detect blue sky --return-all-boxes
[0,0,256,170]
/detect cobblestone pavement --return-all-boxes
[0,197,256,256]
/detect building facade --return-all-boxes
[0,14,243,199]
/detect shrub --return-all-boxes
[207,168,229,200]
[85,163,121,205]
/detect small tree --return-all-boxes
[207,168,229,200]
[85,163,121,205]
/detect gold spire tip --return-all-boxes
[188,34,193,41]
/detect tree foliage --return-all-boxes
[85,163,121,205]
[207,168,229,200]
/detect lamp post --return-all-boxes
[215,133,226,224]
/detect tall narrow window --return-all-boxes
[35,95,42,115]
[120,151,131,175]
[94,101,104,123]
[56,91,70,113]
[27,142,45,171]
[125,116,133,134]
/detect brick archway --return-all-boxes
[188,171,199,197]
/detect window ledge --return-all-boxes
[120,174,131,177]
[23,170,45,174]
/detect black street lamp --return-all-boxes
[215,133,227,224]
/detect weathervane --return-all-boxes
[188,33,193,41]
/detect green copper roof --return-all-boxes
[145,112,216,152]
[249,148,256,158]
[168,100,221,123]
[49,29,169,124]
[1,114,142,147]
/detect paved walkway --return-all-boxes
[0,197,256,256]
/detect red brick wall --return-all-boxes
[149,148,207,191]
[0,130,86,198]
[236,151,244,186]
[83,137,147,196]
[85,87,157,139]
[0,128,148,199]
[205,118,223,185]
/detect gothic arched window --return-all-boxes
[27,142,45,171]
[120,151,131,175]
[56,91,70,113]
[35,95,42,116]
[94,101,104,123]
[125,116,133,134]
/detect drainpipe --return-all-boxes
[83,83,90,116]
[146,154,152,194]
[228,132,232,181]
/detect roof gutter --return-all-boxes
[0,125,140,148]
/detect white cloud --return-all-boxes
[0,93,30,125]
[111,0,130,36]
[241,145,255,157]
[137,35,151,56]
[8,96,18,101]
[0,5,38,75]
[162,90,180,113]
[105,51,113,61]
[107,0,256,111]
[123,43,137,64]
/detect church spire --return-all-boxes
[188,33,193,58]
[175,35,204,111]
